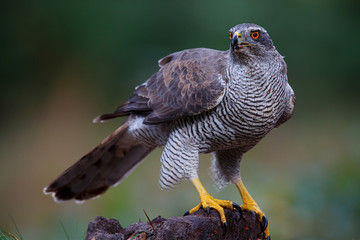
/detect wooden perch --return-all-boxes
[85,208,265,240]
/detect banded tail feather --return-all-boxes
[43,120,154,202]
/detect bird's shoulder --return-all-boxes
[140,48,229,124]
[158,48,228,67]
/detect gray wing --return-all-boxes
[95,48,229,124]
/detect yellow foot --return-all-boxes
[187,178,242,235]
[241,201,270,239]
[184,193,242,234]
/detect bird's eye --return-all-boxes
[251,31,260,40]
[229,32,233,39]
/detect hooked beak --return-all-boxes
[231,31,252,49]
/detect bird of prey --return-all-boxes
[44,23,295,239]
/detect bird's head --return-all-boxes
[229,23,275,59]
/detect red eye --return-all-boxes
[229,32,233,39]
[251,31,260,40]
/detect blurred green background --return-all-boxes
[1,0,359,239]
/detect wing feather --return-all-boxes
[95,48,229,124]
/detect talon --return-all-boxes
[190,178,234,234]
[232,202,242,218]
[184,210,190,216]
[236,180,270,239]
[223,222,228,236]
[261,215,268,234]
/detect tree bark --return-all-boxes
[85,208,265,240]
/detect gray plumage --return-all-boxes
[44,23,295,202]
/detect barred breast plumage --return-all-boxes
[156,46,292,189]
[44,23,295,239]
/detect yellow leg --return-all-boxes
[188,177,235,225]
[236,179,270,239]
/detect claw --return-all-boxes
[206,206,210,215]
[223,222,228,236]
[261,215,268,234]
[189,178,234,234]
[236,180,270,239]
[184,210,190,216]
[232,202,242,218]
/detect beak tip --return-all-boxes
[231,37,251,49]
[231,36,239,48]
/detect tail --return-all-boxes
[43,120,154,202]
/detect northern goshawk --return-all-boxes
[44,23,295,239]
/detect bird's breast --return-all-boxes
[195,71,287,153]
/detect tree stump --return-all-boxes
[85,208,265,240]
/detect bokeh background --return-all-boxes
[1,0,359,239]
